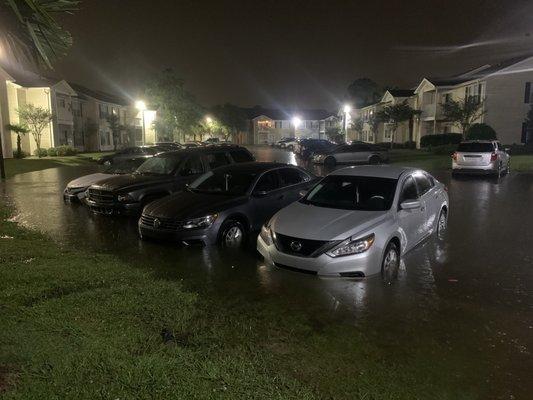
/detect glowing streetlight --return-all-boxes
[343,104,351,142]
[135,100,147,144]
[205,116,213,124]
[292,116,302,128]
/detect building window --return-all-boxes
[525,82,532,104]
[58,98,66,108]
[274,121,282,129]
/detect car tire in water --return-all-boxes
[436,208,447,239]
[381,241,400,284]
[324,156,336,167]
[218,219,246,248]
[369,155,381,165]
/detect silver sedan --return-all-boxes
[257,166,449,281]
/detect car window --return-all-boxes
[254,171,281,193]
[204,152,231,169]
[457,142,494,152]
[190,170,256,195]
[179,155,204,176]
[278,168,308,186]
[399,176,419,203]
[413,173,433,196]
[136,155,185,175]
[230,149,254,163]
[351,144,370,151]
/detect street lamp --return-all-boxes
[292,116,301,138]
[343,104,351,143]
[135,100,147,145]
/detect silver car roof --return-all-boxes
[329,165,418,179]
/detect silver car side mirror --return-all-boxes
[400,200,421,210]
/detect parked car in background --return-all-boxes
[312,143,389,166]
[155,142,182,150]
[64,159,147,202]
[452,140,510,177]
[204,137,220,145]
[297,139,336,160]
[258,166,448,280]
[183,141,203,148]
[98,146,164,166]
[279,138,299,150]
[85,146,255,215]
[139,162,317,246]
[274,137,294,148]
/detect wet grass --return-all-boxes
[0,201,489,399]
[2,157,94,179]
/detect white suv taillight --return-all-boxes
[451,152,457,161]
[490,152,497,162]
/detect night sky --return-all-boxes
[53,0,533,110]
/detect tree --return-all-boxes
[211,103,247,142]
[6,123,29,158]
[325,126,343,143]
[17,104,53,158]
[376,101,420,149]
[347,78,383,108]
[0,0,78,68]
[145,69,203,142]
[524,105,533,145]
[351,117,364,140]
[442,97,486,138]
[368,115,380,143]
[106,114,122,150]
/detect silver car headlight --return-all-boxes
[182,214,218,229]
[259,223,273,245]
[326,233,375,257]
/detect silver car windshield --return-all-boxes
[189,170,257,195]
[301,175,397,211]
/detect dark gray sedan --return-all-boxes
[138,162,317,246]
[312,143,389,166]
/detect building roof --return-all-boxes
[388,89,415,98]
[428,53,533,87]
[0,64,60,87]
[243,107,336,121]
[68,82,129,106]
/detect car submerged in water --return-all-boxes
[139,162,317,246]
[84,146,254,215]
[257,166,448,281]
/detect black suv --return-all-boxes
[85,146,254,215]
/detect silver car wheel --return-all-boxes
[224,226,243,247]
[437,210,447,238]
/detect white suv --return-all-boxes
[452,140,510,177]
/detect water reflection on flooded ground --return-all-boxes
[1,146,533,397]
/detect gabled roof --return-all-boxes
[388,89,415,98]
[68,82,129,106]
[0,65,60,88]
[244,107,336,121]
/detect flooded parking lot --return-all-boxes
[1,146,533,398]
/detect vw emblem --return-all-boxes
[153,218,161,229]
[290,240,302,252]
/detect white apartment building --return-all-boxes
[246,108,339,144]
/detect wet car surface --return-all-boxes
[1,146,533,398]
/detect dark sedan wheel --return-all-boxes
[381,241,400,284]
[369,155,381,165]
[219,220,246,247]
[324,156,336,167]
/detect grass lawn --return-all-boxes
[0,200,488,398]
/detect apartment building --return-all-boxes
[348,54,533,146]
[245,107,339,144]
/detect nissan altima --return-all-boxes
[139,162,317,246]
[257,166,448,281]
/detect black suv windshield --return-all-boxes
[301,175,398,211]
[457,142,494,152]
[135,155,184,175]
[190,170,256,195]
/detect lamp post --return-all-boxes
[291,116,301,138]
[135,100,147,145]
[343,104,351,143]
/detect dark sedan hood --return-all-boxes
[144,190,248,219]
[91,173,172,192]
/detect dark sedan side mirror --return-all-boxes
[253,190,268,197]
[400,200,421,210]
[298,189,307,197]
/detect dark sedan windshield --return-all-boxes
[190,170,257,195]
[135,155,184,175]
[301,175,398,211]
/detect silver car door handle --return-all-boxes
[420,206,425,211]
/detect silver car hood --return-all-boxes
[271,201,390,241]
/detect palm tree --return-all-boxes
[0,0,78,68]
[6,123,29,158]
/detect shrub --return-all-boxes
[466,123,497,140]
[431,144,458,155]
[404,140,416,149]
[56,145,78,156]
[420,133,462,147]
[33,148,48,157]
[506,143,533,155]
[14,150,28,159]
[47,147,58,157]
